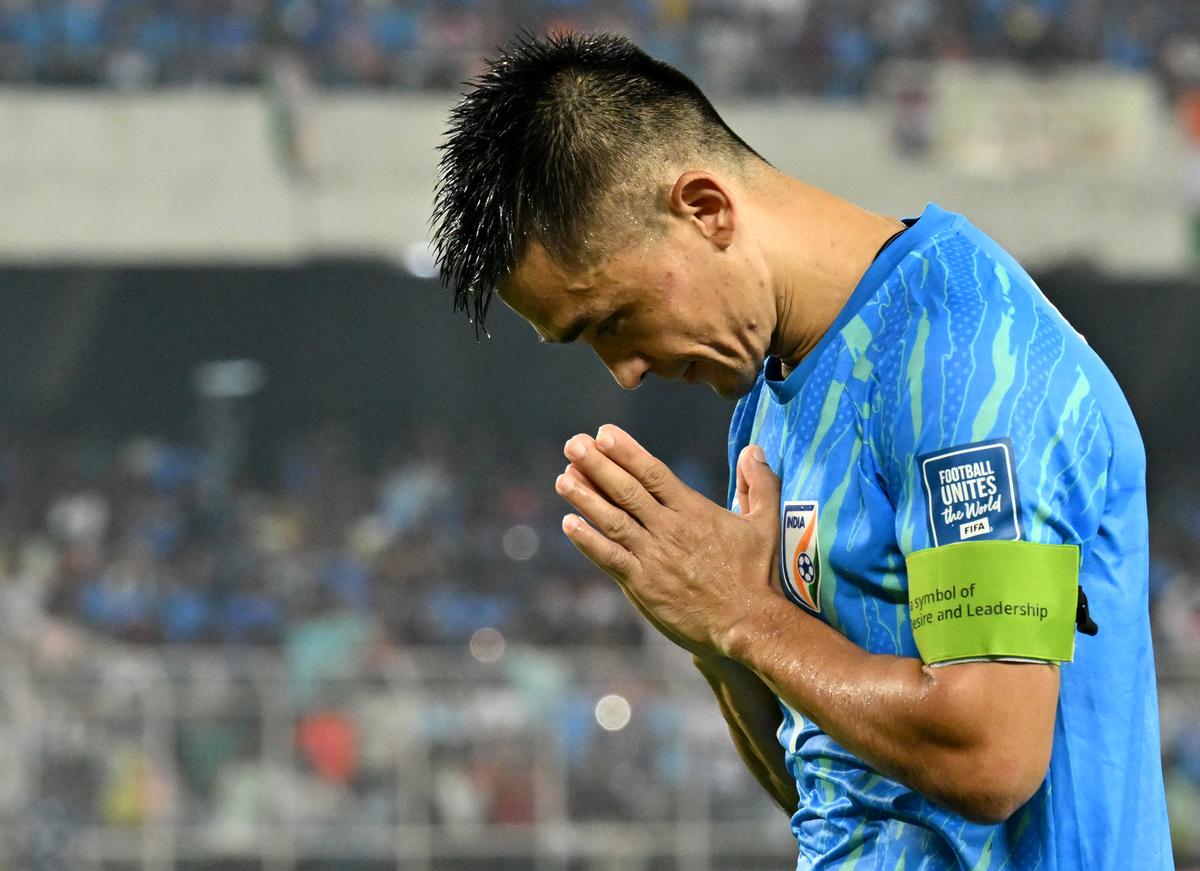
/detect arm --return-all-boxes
[554,426,1057,825]
[693,653,798,814]
[556,460,801,815]
[557,461,797,813]
[556,467,801,815]
[720,606,1057,824]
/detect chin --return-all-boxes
[711,381,752,399]
[706,367,759,399]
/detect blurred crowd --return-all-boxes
[0,0,1199,96]
[0,426,1198,864]
[0,423,683,650]
[0,425,755,867]
[1150,491,1200,862]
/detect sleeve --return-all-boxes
[877,256,1111,665]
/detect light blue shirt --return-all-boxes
[726,203,1172,870]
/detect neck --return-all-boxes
[752,174,905,373]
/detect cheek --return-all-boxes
[656,270,707,324]
[642,275,679,326]
[659,270,679,303]
[640,268,704,342]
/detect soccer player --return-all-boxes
[431,32,1173,869]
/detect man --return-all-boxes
[431,32,1172,869]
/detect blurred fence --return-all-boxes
[0,633,798,870]
[4,630,1198,870]
[0,268,1198,867]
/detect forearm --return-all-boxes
[720,600,1055,823]
[551,427,1053,823]
[693,653,798,814]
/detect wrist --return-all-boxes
[715,593,786,665]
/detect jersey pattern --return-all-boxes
[726,203,1172,870]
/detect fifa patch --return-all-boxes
[781,501,821,613]
[919,438,1021,546]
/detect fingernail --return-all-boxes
[562,514,579,533]
[596,431,615,450]
[556,474,574,493]
[565,438,585,460]
[750,445,766,463]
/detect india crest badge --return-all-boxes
[781,501,821,613]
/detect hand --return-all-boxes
[554,424,786,659]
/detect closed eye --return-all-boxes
[595,312,623,339]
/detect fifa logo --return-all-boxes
[781,501,821,613]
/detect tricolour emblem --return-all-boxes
[781,501,821,613]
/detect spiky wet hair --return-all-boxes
[431,31,761,334]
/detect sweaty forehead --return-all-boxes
[498,240,594,338]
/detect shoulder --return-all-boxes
[870,214,1099,398]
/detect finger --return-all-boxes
[560,509,691,650]
[557,493,651,610]
[564,434,662,524]
[593,424,686,508]
[559,486,703,655]
[562,464,612,504]
[734,448,751,516]
[555,467,645,545]
[736,444,780,518]
[561,513,639,579]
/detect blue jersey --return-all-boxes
[726,203,1172,870]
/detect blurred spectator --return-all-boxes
[0,0,1197,95]
[0,423,1196,864]
[0,426,655,651]
[296,708,358,785]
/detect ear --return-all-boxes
[667,171,736,251]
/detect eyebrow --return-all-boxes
[538,312,591,344]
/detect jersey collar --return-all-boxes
[762,201,960,404]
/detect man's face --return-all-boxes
[499,224,771,399]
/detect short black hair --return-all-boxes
[431,31,762,334]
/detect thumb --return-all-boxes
[735,444,780,518]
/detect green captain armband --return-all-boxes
[906,540,1081,664]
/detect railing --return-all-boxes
[3,628,1197,870]
[0,633,793,870]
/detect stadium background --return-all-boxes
[1,1,1200,868]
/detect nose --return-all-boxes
[598,351,652,390]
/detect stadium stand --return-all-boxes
[0,0,1197,95]
[2,2,1199,866]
